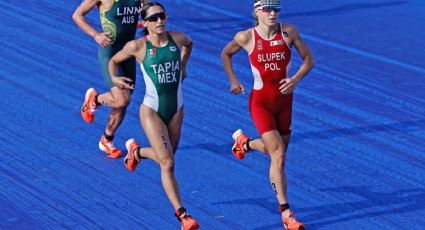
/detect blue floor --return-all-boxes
[1,0,424,229]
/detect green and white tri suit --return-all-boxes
[98,0,141,90]
[141,33,183,124]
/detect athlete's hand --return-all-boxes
[94,31,112,48]
[112,76,134,90]
[230,81,245,94]
[279,77,298,94]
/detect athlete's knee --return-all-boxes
[159,157,175,172]
[267,142,284,155]
[117,98,130,108]
[111,97,130,109]
[270,150,286,167]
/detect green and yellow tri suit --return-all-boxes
[98,0,141,90]
[141,33,183,124]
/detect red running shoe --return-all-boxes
[175,208,200,230]
[81,88,98,123]
[99,136,122,158]
[283,211,305,230]
[231,129,249,160]
[124,138,142,172]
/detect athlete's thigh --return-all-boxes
[280,134,291,152]
[120,57,136,93]
[249,101,276,135]
[98,47,115,88]
[99,47,126,89]
[121,57,136,81]
[140,105,173,158]
[276,94,293,136]
[167,108,183,154]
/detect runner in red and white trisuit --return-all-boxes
[249,24,293,135]
[221,0,314,229]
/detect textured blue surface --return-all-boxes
[1,0,424,229]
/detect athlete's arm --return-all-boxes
[221,30,251,94]
[72,0,111,47]
[279,24,315,94]
[170,32,193,81]
[180,34,193,81]
[109,41,141,90]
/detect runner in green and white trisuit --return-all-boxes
[141,32,183,124]
[73,0,147,158]
[108,2,199,229]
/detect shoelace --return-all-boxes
[288,216,297,224]
[104,140,117,150]
[183,215,193,220]
[285,215,299,225]
[89,101,97,114]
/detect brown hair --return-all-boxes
[141,2,166,36]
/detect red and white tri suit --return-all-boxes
[248,24,293,135]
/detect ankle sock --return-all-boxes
[103,133,114,141]
[94,94,101,107]
[279,203,290,213]
[246,138,252,151]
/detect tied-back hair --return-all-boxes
[141,2,166,36]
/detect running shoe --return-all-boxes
[99,135,122,158]
[231,129,249,160]
[175,208,200,230]
[124,138,142,172]
[283,211,305,230]
[81,88,98,123]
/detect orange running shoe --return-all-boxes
[124,138,142,172]
[283,211,305,230]
[81,88,98,123]
[175,208,200,230]
[180,216,200,230]
[99,136,122,158]
[231,129,249,160]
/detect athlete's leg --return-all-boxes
[244,99,272,155]
[245,138,268,154]
[96,47,134,137]
[167,108,183,155]
[96,87,131,136]
[261,131,290,206]
[140,105,183,210]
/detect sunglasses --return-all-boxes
[144,12,167,22]
[261,6,281,13]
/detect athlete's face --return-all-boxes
[143,6,167,35]
[255,6,280,26]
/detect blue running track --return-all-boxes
[1,0,424,229]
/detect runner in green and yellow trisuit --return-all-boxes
[108,2,199,230]
[73,0,147,158]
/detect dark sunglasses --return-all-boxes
[261,6,281,13]
[144,12,167,22]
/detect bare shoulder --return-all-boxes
[281,23,300,38]
[234,28,252,46]
[98,0,113,10]
[124,39,145,53]
[169,31,189,40]
[169,31,192,46]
